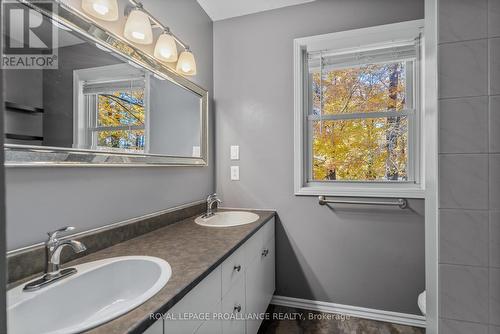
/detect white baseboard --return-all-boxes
[271,295,426,328]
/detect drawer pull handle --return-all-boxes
[234,304,242,313]
[262,248,269,257]
[233,265,242,272]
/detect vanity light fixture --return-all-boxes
[153,30,178,62]
[81,0,119,21]
[123,0,196,76]
[176,48,197,76]
[123,6,153,44]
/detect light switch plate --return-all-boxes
[230,145,239,160]
[230,166,240,180]
[192,146,201,157]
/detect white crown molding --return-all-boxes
[271,295,426,328]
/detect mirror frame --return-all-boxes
[4,0,209,167]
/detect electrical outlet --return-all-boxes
[230,145,239,160]
[230,166,240,180]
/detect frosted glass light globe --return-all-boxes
[124,9,153,44]
[154,33,178,62]
[176,50,197,76]
[81,0,118,21]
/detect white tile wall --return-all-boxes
[440,209,489,266]
[438,0,498,331]
[440,264,489,323]
[439,0,487,43]
[438,40,488,98]
[439,154,489,209]
[440,318,489,334]
[439,97,488,153]
[490,268,500,325]
[490,96,500,153]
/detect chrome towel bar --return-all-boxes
[318,196,408,209]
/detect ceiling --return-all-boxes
[196,0,316,21]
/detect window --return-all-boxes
[83,78,146,152]
[73,64,150,153]
[294,20,424,198]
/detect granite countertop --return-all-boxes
[53,209,275,334]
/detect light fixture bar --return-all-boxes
[128,0,189,50]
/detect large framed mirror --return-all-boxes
[3,0,208,166]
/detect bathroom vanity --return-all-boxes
[148,216,275,334]
[7,208,275,334]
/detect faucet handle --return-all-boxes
[207,193,218,200]
[47,226,75,244]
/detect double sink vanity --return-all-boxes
[7,204,276,334]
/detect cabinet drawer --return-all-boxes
[164,268,222,334]
[221,245,245,297]
[245,218,275,266]
[222,275,246,334]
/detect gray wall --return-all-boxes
[4,70,43,145]
[214,0,425,314]
[149,78,201,156]
[43,43,120,147]
[4,70,43,108]
[5,0,214,250]
[437,0,500,332]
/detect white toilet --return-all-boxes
[418,291,426,315]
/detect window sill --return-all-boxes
[295,184,425,199]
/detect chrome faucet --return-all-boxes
[202,193,221,218]
[24,226,87,291]
[45,227,87,277]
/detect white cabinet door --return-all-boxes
[222,276,246,334]
[195,318,222,334]
[245,243,275,333]
[246,255,267,334]
[262,236,276,307]
[143,319,163,334]
[164,268,222,334]
[221,245,246,298]
[195,303,222,334]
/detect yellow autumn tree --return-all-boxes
[312,63,408,181]
[96,89,145,150]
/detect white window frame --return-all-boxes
[73,63,150,152]
[294,20,425,198]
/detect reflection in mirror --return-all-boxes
[4,2,204,160]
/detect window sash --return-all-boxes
[306,56,418,184]
[90,127,146,151]
[85,90,146,149]
[307,116,411,183]
[82,78,145,95]
[90,125,145,132]
[308,43,418,73]
[307,109,413,121]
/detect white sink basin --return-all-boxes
[8,256,171,334]
[195,211,259,227]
